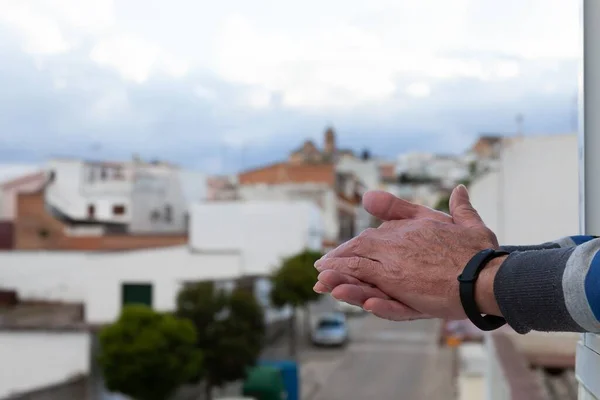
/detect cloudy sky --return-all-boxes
[0,0,580,173]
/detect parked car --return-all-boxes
[335,300,364,315]
[311,313,349,347]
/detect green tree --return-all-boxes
[270,249,323,357]
[176,282,265,400]
[98,305,202,400]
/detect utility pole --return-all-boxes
[515,113,524,137]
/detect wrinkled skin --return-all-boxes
[313,185,502,321]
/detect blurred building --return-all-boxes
[2,158,208,251]
[209,127,373,249]
[469,134,578,245]
[456,133,579,400]
[288,127,356,164]
[0,167,46,250]
[0,200,323,398]
[45,158,207,235]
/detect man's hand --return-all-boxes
[314,185,503,321]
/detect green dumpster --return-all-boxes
[242,366,286,400]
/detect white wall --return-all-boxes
[129,166,188,234]
[0,331,90,399]
[190,201,324,276]
[0,248,243,324]
[469,170,500,235]
[46,159,131,223]
[469,134,578,245]
[336,158,380,190]
[238,184,338,241]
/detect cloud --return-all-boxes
[212,2,570,111]
[90,35,189,83]
[0,0,580,173]
[406,83,432,98]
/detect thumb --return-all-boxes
[449,185,485,229]
[362,190,418,221]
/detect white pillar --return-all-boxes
[578,1,600,398]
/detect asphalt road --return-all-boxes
[309,316,455,400]
[252,296,455,400]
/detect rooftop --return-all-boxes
[239,162,335,185]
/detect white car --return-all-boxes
[335,300,364,314]
[311,313,349,346]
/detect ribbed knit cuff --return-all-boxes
[499,242,560,253]
[494,247,584,334]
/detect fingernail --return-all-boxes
[364,308,372,313]
[313,284,324,294]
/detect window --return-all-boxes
[150,210,160,222]
[112,204,126,216]
[318,319,343,329]
[164,205,172,223]
[87,204,95,219]
[114,167,125,180]
[122,283,153,307]
[87,168,95,183]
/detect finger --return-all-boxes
[363,298,431,321]
[315,257,379,284]
[313,281,330,294]
[449,185,486,229]
[330,284,391,306]
[317,269,369,286]
[363,190,452,222]
[317,269,385,296]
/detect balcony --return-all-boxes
[484,333,578,400]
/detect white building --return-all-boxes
[469,134,578,245]
[1,200,322,323]
[0,329,91,399]
[0,199,323,397]
[45,158,207,234]
[190,200,324,276]
[396,152,470,185]
[336,157,380,191]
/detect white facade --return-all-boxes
[0,248,243,324]
[45,159,206,234]
[0,200,321,324]
[237,184,339,242]
[336,158,380,190]
[469,134,578,245]
[396,152,469,184]
[190,200,324,276]
[0,331,90,399]
[46,159,131,224]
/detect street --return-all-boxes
[215,296,455,400]
[305,314,454,400]
[264,296,455,400]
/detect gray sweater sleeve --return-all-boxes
[494,237,600,334]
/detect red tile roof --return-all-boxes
[239,162,335,185]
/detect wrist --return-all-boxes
[475,254,507,316]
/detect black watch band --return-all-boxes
[457,248,509,331]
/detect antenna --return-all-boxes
[515,114,524,137]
